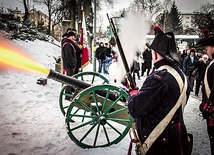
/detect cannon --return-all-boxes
[47,14,137,149]
[47,69,133,148]
[58,71,110,115]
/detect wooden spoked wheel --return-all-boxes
[59,72,109,116]
[65,84,133,148]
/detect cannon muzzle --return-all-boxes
[47,69,91,88]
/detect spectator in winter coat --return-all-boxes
[181,49,190,69]
[143,47,152,76]
[194,54,209,96]
[95,42,107,74]
[196,48,203,59]
[131,52,141,84]
[140,50,145,76]
[104,43,112,74]
[182,48,198,90]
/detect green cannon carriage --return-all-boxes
[47,14,137,149]
[48,69,133,148]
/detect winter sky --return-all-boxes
[0,0,213,31]
[1,0,213,13]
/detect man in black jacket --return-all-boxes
[194,54,208,96]
[62,31,77,100]
[128,28,191,155]
[95,42,106,73]
[182,48,198,90]
[143,47,152,76]
[196,33,214,155]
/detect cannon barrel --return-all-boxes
[47,69,91,89]
[47,69,126,101]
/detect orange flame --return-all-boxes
[0,38,49,75]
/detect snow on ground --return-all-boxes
[0,39,211,155]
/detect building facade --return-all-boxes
[180,13,198,30]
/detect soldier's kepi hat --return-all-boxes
[195,35,214,48]
[147,27,179,65]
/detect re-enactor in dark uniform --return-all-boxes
[196,33,214,155]
[128,28,192,155]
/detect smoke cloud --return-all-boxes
[109,12,151,85]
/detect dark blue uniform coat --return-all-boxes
[200,59,214,155]
[128,60,191,155]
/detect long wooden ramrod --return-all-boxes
[107,14,136,89]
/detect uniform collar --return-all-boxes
[154,59,170,69]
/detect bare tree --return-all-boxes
[51,4,63,37]
[128,0,146,14]
[162,0,172,31]
[128,0,161,20]
[146,0,162,19]
[193,2,214,34]
[163,0,172,11]
[34,0,61,35]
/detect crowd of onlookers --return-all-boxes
[130,46,209,97]
[104,44,208,97]
[60,27,209,98]
[94,39,209,97]
[180,48,209,96]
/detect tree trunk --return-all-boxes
[52,24,55,37]
[83,0,93,54]
[70,0,76,28]
[48,8,51,35]
[23,0,29,22]
[77,0,82,33]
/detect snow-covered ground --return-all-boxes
[0,39,211,155]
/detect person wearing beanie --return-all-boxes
[61,30,77,100]
[61,28,72,46]
[128,27,192,155]
[68,29,82,74]
[195,29,214,155]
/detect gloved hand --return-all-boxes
[129,89,139,96]
[200,101,214,119]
